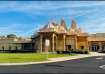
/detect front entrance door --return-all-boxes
[91,45,99,52]
[66,45,71,51]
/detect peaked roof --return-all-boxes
[60,17,67,30]
[57,25,66,34]
[71,19,77,29]
[68,19,77,35]
[39,21,57,33]
[38,18,67,34]
[37,18,88,36]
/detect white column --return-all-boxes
[99,42,102,52]
[75,35,77,49]
[40,34,42,52]
[64,35,66,51]
[87,39,89,51]
[52,33,55,52]
[88,42,91,51]
[56,35,58,51]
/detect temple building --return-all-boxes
[1,18,105,53]
[32,18,88,52]
[32,18,105,52]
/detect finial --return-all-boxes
[51,16,56,23]
[77,27,82,33]
[61,17,64,20]
[70,16,74,21]
[70,16,77,29]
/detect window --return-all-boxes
[15,46,18,50]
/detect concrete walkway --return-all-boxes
[49,52,105,61]
[0,52,105,66]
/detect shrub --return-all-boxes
[70,49,76,53]
[80,49,89,54]
[56,51,60,54]
[84,51,89,54]
[70,49,89,54]
[56,51,71,54]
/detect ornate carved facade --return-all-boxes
[32,18,105,52]
[32,18,86,52]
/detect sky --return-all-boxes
[0,1,105,37]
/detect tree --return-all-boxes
[7,34,17,38]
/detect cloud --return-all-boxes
[0,23,34,36]
[0,1,105,16]
[80,16,105,34]
[13,24,45,37]
[0,1,105,36]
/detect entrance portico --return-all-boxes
[39,32,57,52]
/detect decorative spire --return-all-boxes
[47,17,56,28]
[60,17,67,30]
[69,17,78,34]
[71,19,77,29]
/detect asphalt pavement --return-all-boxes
[0,56,105,73]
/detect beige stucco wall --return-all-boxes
[56,39,64,51]
[77,36,88,50]
[0,43,22,50]
[34,36,41,52]
[66,35,75,49]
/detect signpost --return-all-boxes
[45,39,50,59]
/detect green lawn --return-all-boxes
[0,53,75,63]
